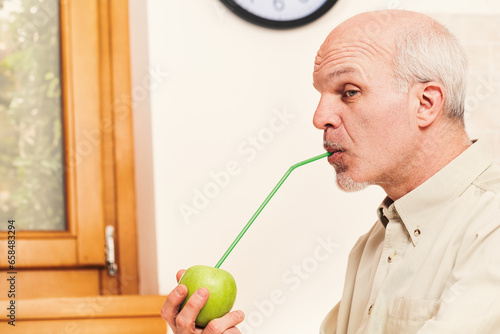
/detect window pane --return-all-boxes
[0,0,65,230]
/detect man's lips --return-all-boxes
[327,150,344,164]
[325,146,343,153]
[324,141,345,164]
[323,139,345,162]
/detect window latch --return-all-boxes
[105,225,118,277]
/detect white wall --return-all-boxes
[129,0,500,333]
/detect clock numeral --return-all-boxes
[273,0,285,11]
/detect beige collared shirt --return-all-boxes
[321,141,500,334]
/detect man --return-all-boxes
[161,9,500,334]
[315,9,500,334]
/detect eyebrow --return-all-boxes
[327,67,363,79]
[313,67,363,90]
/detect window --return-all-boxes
[0,0,139,297]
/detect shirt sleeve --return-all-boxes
[320,300,340,334]
[416,216,500,333]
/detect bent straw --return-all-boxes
[215,151,332,268]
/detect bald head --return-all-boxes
[317,10,468,122]
[319,10,432,55]
[338,10,436,36]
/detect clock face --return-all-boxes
[220,0,337,29]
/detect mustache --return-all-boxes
[323,140,345,152]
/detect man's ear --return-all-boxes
[416,82,445,128]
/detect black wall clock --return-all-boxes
[220,0,338,29]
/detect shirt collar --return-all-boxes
[377,197,394,228]
[377,140,492,246]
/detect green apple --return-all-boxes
[179,265,237,328]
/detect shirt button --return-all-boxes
[368,304,374,314]
[388,253,396,263]
[414,229,421,237]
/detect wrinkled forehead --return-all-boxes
[314,13,401,75]
[314,32,394,77]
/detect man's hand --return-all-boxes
[161,269,245,334]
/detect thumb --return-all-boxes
[176,269,186,283]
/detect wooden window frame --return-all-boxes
[0,0,139,295]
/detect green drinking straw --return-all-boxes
[215,151,332,268]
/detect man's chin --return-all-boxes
[336,173,370,192]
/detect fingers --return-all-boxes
[160,284,188,328]
[175,287,210,330]
[162,269,244,334]
[176,269,187,283]
[219,328,243,334]
[202,310,245,334]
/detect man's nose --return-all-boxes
[313,96,342,130]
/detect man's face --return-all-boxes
[312,31,417,192]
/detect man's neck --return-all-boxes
[383,123,472,201]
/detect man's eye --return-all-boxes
[344,90,359,98]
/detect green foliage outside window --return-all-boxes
[0,0,65,230]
